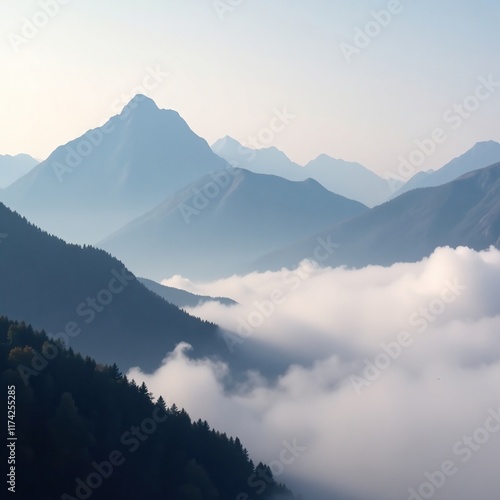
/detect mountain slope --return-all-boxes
[1,95,228,244]
[0,202,221,371]
[256,162,500,271]
[138,277,237,308]
[0,153,38,188]
[99,168,368,280]
[393,141,500,197]
[0,319,293,500]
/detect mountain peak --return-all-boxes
[313,153,333,162]
[123,94,159,113]
[472,140,500,150]
[221,135,238,144]
[212,135,242,151]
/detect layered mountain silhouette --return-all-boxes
[304,154,399,207]
[99,168,368,280]
[393,141,500,197]
[138,277,237,308]
[0,153,38,189]
[1,95,228,244]
[212,135,306,181]
[0,202,224,371]
[256,162,500,271]
[213,136,398,206]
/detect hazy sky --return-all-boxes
[1,0,499,176]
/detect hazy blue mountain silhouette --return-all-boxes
[1,95,228,244]
[138,277,237,308]
[304,154,401,207]
[0,203,296,377]
[256,162,500,271]
[212,135,307,180]
[212,136,399,206]
[0,153,38,189]
[99,168,368,280]
[393,141,500,197]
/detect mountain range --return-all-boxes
[212,135,307,181]
[0,153,38,189]
[212,135,401,207]
[99,167,368,280]
[2,95,499,286]
[392,140,500,197]
[0,201,293,376]
[1,95,228,244]
[256,162,500,271]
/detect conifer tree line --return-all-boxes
[0,317,296,499]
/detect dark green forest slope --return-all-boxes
[0,318,294,500]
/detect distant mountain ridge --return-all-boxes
[1,95,229,244]
[212,135,399,207]
[212,135,307,180]
[138,277,237,308]
[304,153,398,207]
[99,167,368,280]
[256,162,500,271]
[0,153,38,189]
[392,140,500,197]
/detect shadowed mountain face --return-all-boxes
[1,95,229,244]
[212,136,399,207]
[0,202,223,372]
[99,168,368,281]
[0,202,297,378]
[393,141,500,197]
[138,277,237,308]
[0,154,38,189]
[256,162,500,271]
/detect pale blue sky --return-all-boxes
[1,0,499,176]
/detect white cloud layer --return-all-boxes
[129,246,500,500]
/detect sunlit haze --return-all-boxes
[1,0,500,176]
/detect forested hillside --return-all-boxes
[0,318,294,500]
